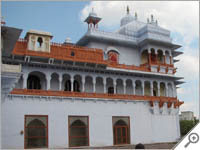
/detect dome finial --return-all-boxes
[127,6,130,14]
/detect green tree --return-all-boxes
[180,120,199,137]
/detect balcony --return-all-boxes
[10,89,183,108]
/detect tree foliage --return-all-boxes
[180,120,199,137]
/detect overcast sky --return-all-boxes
[2,1,199,117]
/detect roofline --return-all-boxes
[77,30,182,50]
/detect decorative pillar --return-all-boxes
[23,73,28,89]
[133,81,135,95]
[155,50,158,64]
[174,86,177,97]
[82,77,85,92]
[164,55,166,64]
[103,78,107,94]
[113,80,117,94]
[59,75,62,91]
[170,55,172,65]
[166,87,168,97]
[158,82,160,96]
[150,82,153,96]
[142,81,144,96]
[123,80,126,94]
[46,74,51,90]
[93,79,96,93]
[171,83,175,97]
[70,76,74,92]
[163,51,166,64]
[148,49,151,65]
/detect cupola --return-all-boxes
[120,6,135,27]
[84,8,101,29]
[25,30,53,52]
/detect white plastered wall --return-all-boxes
[2,96,180,149]
[86,42,140,66]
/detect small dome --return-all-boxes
[120,6,135,27]
[120,14,134,27]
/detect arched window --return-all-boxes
[108,87,114,94]
[37,37,43,48]
[160,82,166,96]
[27,75,41,90]
[64,80,71,91]
[73,80,80,92]
[108,51,119,63]
[25,115,48,149]
[69,116,89,147]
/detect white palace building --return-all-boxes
[1,7,184,149]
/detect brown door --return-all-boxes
[114,126,128,144]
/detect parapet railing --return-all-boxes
[12,39,176,74]
[12,40,107,65]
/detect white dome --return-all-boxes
[120,14,134,27]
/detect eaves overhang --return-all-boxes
[174,80,185,85]
[107,66,184,81]
[172,51,183,57]
[138,38,182,50]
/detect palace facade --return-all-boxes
[1,7,184,149]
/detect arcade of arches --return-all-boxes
[141,49,172,65]
[19,71,176,98]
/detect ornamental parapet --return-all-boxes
[10,89,183,108]
[12,39,176,75]
[12,39,107,65]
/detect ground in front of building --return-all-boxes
[68,142,177,149]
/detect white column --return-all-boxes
[148,49,151,65]
[71,76,74,92]
[150,82,153,96]
[59,75,62,91]
[158,82,160,96]
[82,77,85,92]
[132,81,135,95]
[23,73,28,89]
[174,86,177,97]
[46,74,51,90]
[163,51,166,64]
[113,79,117,94]
[103,78,106,94]
[165,83,168,97]
[123,80,126,94]
[172,84,175,97]
[93,78,96,93]
[142,81,144,96]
